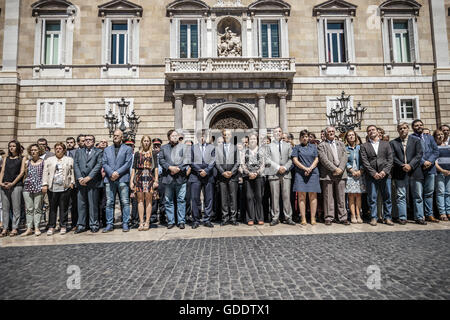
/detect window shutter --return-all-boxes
[257,18,261,57]
[395,98,400,123]
[127,19,132,64]
[41,19,47,64]
[408,18,416,63]
[324,18,329,63]
[388,18,394,62]
[261,23,268,58]
[60,19,66,65]
[344,18,350,63]
[105,19,111,64]
[412,98,419,119]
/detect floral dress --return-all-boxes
[133,151,155,193]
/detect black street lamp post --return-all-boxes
[104,97,140,141]
[326,91,367,133]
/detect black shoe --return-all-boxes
[74,227,85,234]
[416,219,427,225]
[203,222,214,228]
[230,221,239,226]
[90,228,99,233]
[167,224,175,229]
[179,223,185,229]
[220,221,228,226]
[192,223,199,229]
[270,219,279,226]
[399,219,407,225]
[340,220,350,226]
[285,220,296,226]
[325,220,332,226]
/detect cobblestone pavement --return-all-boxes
[1,230,449,300]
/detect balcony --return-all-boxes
[165,57,296,80]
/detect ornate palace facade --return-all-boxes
[0,0,449,148]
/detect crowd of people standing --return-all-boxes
[0,120,449,238]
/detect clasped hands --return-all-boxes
[169,166,181,175]
[422,161,432,170]
[373,171,387,180]
[222,171,232,179]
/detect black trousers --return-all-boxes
[151,182,166,223]
[48,189,70,228]
[219,179,238,223]
[245,177,264,223]
[185,181,192,221]
[69,187,78,229]
[191,180,214,224]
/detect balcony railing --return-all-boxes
[165,57,296,80]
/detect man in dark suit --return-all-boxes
[411,119,440,223]
[215,129,240,226]
[360,125,394,226]
[189,130,216,229]
[73,134,103,233]
[390,122,423,224]
[158,129,190,229]
[101,129,133,233]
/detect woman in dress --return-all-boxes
[292,130,321,225]
[241,133,265,226]
[344,130,365,224]
[42,142,75,235]
[433,129,450,221]
[130,135,158,231]
[22,144,45,236]
[0,140,26,237]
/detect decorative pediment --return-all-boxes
[98,0,143,17]
[313,0,357,16]
[379,0,421,16]
[31,0,76,16]
[248,0,291,15]
[166,0,210,16]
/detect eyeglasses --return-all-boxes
[85,138,94,141]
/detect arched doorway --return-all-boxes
[210,108,253,130]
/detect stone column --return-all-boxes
[430,0,449,69]
[278,93,288,133]
[173,93,183,131]
[257,93,266,130]
[195,94,205,136]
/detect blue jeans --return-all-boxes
[164,182,186,225]
[436,173,450,215]
[366,176,392,220]
[395,177,423,221]
[105,182,130,227]
[422,174,435,217]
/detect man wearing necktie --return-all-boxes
[390,122,423,224]
[266,126,295,226]
[317,126,349,226]
[215,129,240,226]
[189,130,216,229]
[411,119,440,223]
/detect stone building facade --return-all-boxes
[0,0,449,150]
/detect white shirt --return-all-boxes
[445,137,450,146]
[370,139,380,155]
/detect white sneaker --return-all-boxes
[47,229,54,236]
[60,228,66,235]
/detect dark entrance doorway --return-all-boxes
[209,108,253,130]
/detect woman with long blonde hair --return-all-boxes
[130,136,158,231]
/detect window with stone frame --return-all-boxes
[392,96,420,123]
[260,21,280,58]
[31,0,77,78]
[36,99,66,128]
[99,0,142,77]
[380,0,421,74]
[313,0,357,75]
[179,21,199,58]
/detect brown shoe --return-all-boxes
[23,228,33,236]
[257,221,264,225]
[247,221,254,226]
[350,215,357,224]
[426,216,440,223]
[385,219,394,226]
[370,218,377,226]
